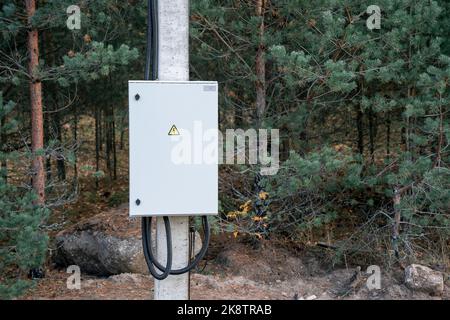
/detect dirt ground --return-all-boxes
[21,242,449,300]
[17,117,446,301]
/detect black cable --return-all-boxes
[141,0,211,281]
[145,0,158,81]
[148,216,210,275]
[142,0,171,280]
[141,216,172,280]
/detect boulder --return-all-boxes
[404,264,444,295]
[54,205,202,276]
[54,230,147,275]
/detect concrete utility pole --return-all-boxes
[154,0,190,300]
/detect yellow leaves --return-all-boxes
[252,216,268,222]
[228,194,270,222]
[230,192,268,219]
[227,209,249,220]
[227,193,270,241]
[240,200,252,213]
[227,200,253,220]
[258,191,269,200]
[226,212,238,219]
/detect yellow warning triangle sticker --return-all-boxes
[168,125,180,136]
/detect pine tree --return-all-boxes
[192,0,449,260]
[0,92,49,299]
[0,1,142,298]
[268,0,450,257]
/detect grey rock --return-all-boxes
[405,264,444,295]
[53,216,203,276]
[54,231,147,276]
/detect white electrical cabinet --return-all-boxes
[128,81,218,217]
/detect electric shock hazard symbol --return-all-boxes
[168,125,180,136]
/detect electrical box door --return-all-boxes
[129,81,218,217]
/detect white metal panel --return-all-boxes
[129,81,218,216]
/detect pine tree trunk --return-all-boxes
[54,110,66,181]
[435,99,444,167]
[73,111,78,181]
[99,107,103,152]
[1,87,11,181]
[111,104,117,180]
[26,0,45,204]
[44,111,51,182]
[386,114,391,159]
[95,105,100,189]
[105,106,112,179]
[392,188,401,259]
[43,30,51,184]
[1,116,7,182]
[355,105,364,156]
[255,0,266,125]
[368,106,375,163]
[120,112,125,151]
